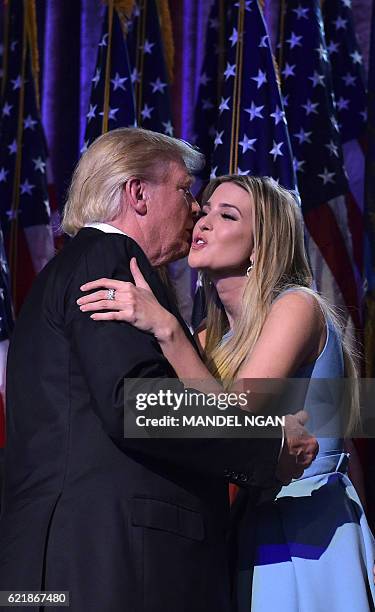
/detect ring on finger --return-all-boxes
[107,288,116,301]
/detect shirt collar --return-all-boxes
[84,222,127,236]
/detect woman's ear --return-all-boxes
[123,178,147,214]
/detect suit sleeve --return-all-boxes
[64,234,282,488]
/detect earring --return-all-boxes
[246,260,254,277]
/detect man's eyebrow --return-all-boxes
[202,201,242,214]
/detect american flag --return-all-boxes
[279,0,361,333]
[193,0,223,181]
[127,0,174,135]
[211,0,297,188]
[82,4,136,153]
[0,0,54,315]
[192,0,297,330]
[364,0,375,377]
[127,0,196,324]
[323,0,367,319]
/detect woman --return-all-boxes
[77,175,375,611]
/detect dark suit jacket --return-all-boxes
[0,228,281,612]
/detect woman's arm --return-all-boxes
[78,258,222,390]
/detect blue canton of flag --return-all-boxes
[127,0,174,135]
[193,0,223,181]
[82,6,136,153]
[280,0,348,206]
[280,0,360,331]
[323,0,367,144]
[323,0,367,312]
[0,0,54,314]
[211,0,297,190]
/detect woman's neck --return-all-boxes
[212,274,247,329]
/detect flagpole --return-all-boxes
[102,0,114,134]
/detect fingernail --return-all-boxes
[77,298,82,304]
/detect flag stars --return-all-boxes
[333,16,347,30]
[11,75,22,90]
[293,158,306,173]
[80,140,89,154]
[99,34,109,47]
[0,168,8,182]
[209,17,219,29]
[293,5,309,19]
[44,199,51,217]
[10,40,18,52]
[302,99,319,115]
[142,39,155,54]
[140,104,154,120]
[294,128,312,144]
[6,209,20,221]
[325,141,339,157]
[282,63,296,79]
[316,44,328,62]
[286,32,303,49]
[318,168,335,184]
[214,130,224,149]
[210,166,218,179]
[150,77,167,93]
[337,97,349,111]
[270,105,286,125]
[229,28,238,47]
[92,68,101,88]
[100,107,119,121]
[131,68,141,84]
[224,62,236,80]
[33,157,46,173]
[219,96,231,114]
[202,98,214,110]
[350,50,363,65]
[86,104,97,122]
[20,179,35,195]
[330,115,340,131]
[199,72,211,86]
[259,35,268,48]
[238,134,257,153]
[111,73,127,91]
[341,0,351,7]
[251,69,267,89]
[269,140,284,161]
[8,140,17,155]
[309,71,325,87]
[342,73,356,87]
[245,101,264,121]
[24,115,37,130]
[162,121,174,136]
[327,40,340,55]
[237,167,250,175]
[2,102,12,117]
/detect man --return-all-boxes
[0,128,317,611]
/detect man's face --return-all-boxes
[143,160,199,266]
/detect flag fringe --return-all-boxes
[104,0,135,19]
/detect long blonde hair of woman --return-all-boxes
[201,175,360,436]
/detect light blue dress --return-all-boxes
[234,298,375,612]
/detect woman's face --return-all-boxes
[188,182,255,275]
